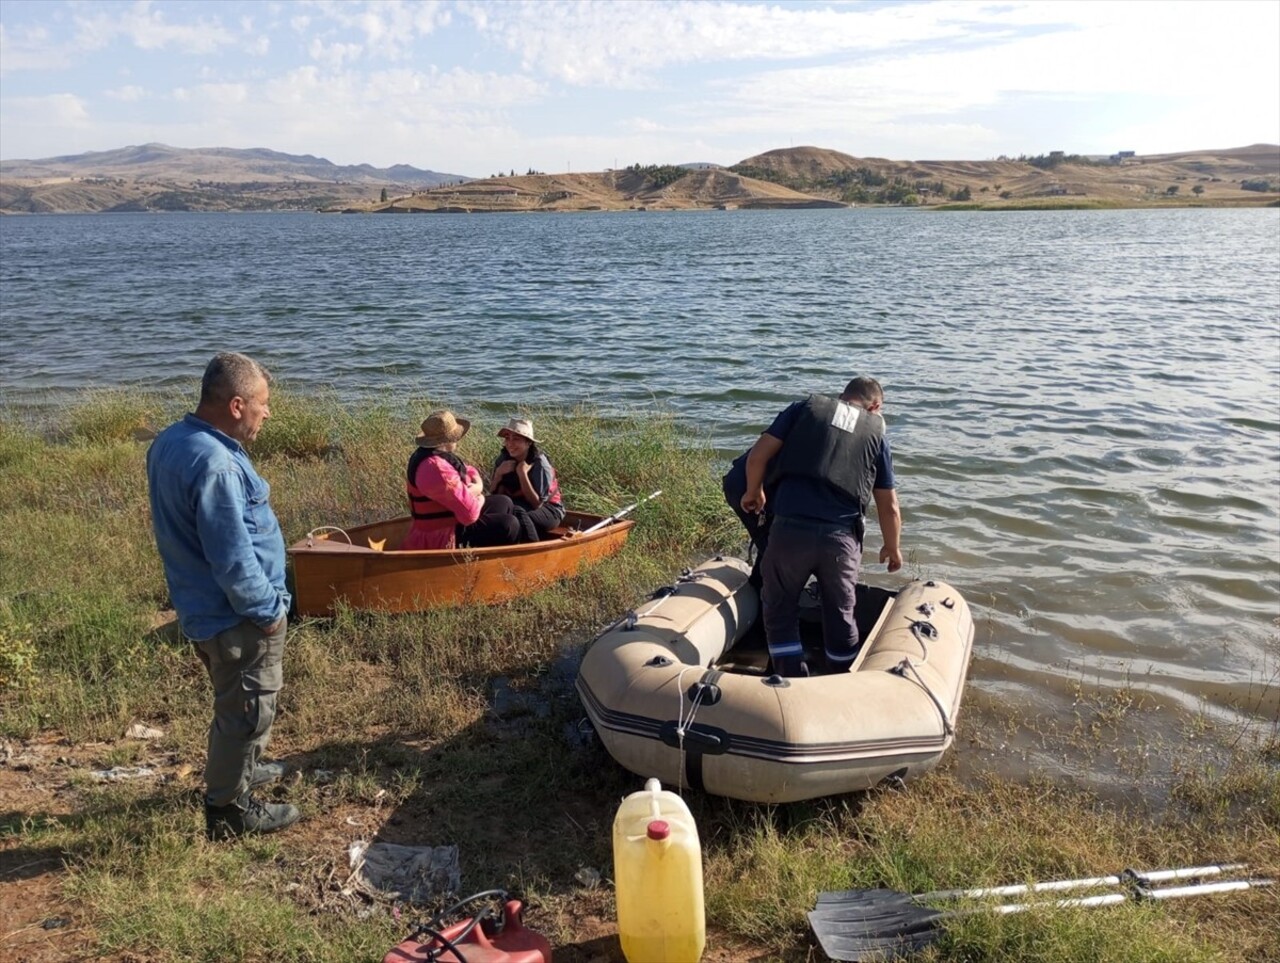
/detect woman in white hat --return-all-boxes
[490,417,566,542]
[402,410,519,551]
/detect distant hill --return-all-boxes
[344,166,844,214]
[731,144,1280,207]
[2,142,1276,214]
[0,143,468,213]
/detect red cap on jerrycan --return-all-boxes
[613,779,706,963]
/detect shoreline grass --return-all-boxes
[2,392,1277,962]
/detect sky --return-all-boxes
[1,0,1277,177]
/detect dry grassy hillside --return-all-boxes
[347,166,843,214]
[736,144,1280,207]
[3,142,1276,214]
[0,143,460,214]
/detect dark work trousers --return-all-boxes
[458,493,520,547]
[514,502,567,543]
[193,617,286,808]
[760,516,862,673]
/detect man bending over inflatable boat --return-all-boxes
[739,376,903,677]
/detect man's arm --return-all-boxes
[741,433,783,514]
[872,486,903,572]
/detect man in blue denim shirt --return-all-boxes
[148,352,300,840]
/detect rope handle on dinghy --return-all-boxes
[304,526,353,547]
[905,617,939,661]
[621,567,715,630]
[673,665,711,796]
[890,657,955,737]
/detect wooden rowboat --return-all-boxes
[288,511,634,616]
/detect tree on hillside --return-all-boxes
[1192,185,1205,196]
[380,188,388,202]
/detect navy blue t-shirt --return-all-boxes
[765,400,895,526]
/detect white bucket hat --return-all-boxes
[497,417,538,443]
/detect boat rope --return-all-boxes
[304,525,353,547]
[673,665,709,796]
[905,617,939,662]
[890,657,954,736]
[625,568,712,628]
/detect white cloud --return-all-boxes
[468,0,1001,87]
[309,38,363,68]
[0,22,71,73]
[1,93,92,133]
[106,85,147,102]
[649,0,1280,157]
[71,0,237,54]
[298,0,452,61]
[192,83,250,106]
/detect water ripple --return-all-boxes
[2,207,1277,732]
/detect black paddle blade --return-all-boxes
[808,889,948,961]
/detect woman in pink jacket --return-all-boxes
[401,410,519,550]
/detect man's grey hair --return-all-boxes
[200,352,272,406]
[841,376,883,405]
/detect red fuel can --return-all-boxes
[383,898,551,963]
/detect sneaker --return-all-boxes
[248,761,289,790]
[205,795,301,841]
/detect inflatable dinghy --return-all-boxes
[576,556,975,803]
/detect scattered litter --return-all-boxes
[42,917,70,930]
[345,816,362,826]
[313,769,335,783]
[574,866,602,889]
[90,766,156,781]
[348,840,461,905]
[125,723,165,740]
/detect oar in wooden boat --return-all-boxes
[807,863,1272,962]
[579,490,663,535]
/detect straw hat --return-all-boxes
[415,410,471,448]
[498,417,538,443]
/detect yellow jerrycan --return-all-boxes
[612,777,705,963]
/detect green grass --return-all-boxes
[2,391,1277,962]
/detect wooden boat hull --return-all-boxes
[576,556,975,803]
[288,511,634,615]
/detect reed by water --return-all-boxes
[1,390,1276,962]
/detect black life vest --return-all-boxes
[406,448,468,520]
[771,393,885,512]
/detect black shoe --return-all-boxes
[205,795,300,841]
[248,761,288,790]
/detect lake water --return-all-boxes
[2,208,1278,772]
